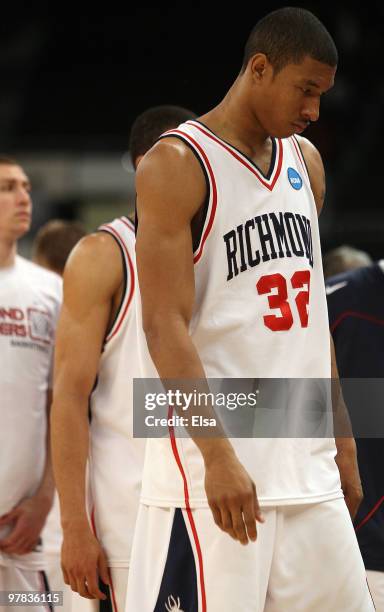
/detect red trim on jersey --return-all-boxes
[291,136,309,180]
[331,311,384,333]
[355,495,384,532]
[187,121,283,191]
[99,224,135,342]
[168,407,207,612]
[162,128,218,264]
[121,216,135,234]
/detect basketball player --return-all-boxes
[327,261,384,609]
[126,8,374,611]
[50,106,196,611]
[33,220,86,276]
[0,157,62,611]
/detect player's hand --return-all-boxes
[0,495,51,554]
[61,524,109,600]
[335,437,363,520]
[204,446,264,544]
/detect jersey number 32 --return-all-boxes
[256,270,310,331]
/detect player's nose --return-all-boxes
[301,99,320,123]
[17,186,31,207]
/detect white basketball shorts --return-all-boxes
[126,498,374,611]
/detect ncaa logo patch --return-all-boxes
[287,167,303,190]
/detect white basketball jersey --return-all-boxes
[89,216,145,567]
[0,256,61,569]
[138,121,342,508]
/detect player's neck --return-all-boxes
[201,82,272,153]
[0,238,17,268]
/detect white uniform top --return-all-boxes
[89,216,145,567]
[0,255,62,569]
[138,120,342,508]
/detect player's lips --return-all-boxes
[292,121,309,133]
[15,212,31,220]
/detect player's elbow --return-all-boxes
[143,311,189,357]
[52,374,94,417]
[142,314,168,350]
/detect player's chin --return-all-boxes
[270,124,299,139]
[14,221,31,238]
[281,125,305,138]
[291,122,310,136]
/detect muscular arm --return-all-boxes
[300,137,363,518]
[137,140,205,380]
[137,140,263,543]
[51,233,123,598]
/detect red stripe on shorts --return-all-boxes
[168,406,207,612]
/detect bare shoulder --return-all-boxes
[138,137,205,181]
[63,232,122,299]
[295,135,325,216]
[295,136,324,174]
[136,137,207,223]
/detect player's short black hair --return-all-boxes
[129,105,196,166]
[241,7,338,74]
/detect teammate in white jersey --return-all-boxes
[50,106,196,612]
[127,8,374,611]
[0,156,62,612]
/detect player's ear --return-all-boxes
[249,53,269,82]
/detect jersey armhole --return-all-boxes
[157,132,215,264]
[158,133,210,253]
[97,228,128,342]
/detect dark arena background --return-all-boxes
[1,2,383,259]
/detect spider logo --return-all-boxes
[165,594,184,611]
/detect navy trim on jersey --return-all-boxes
[190,119,277,180]
[88,373,99,423]
[158,132,210,254]
[134,197,138,235]
[97,229,128,341]
[154,509,198,612]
